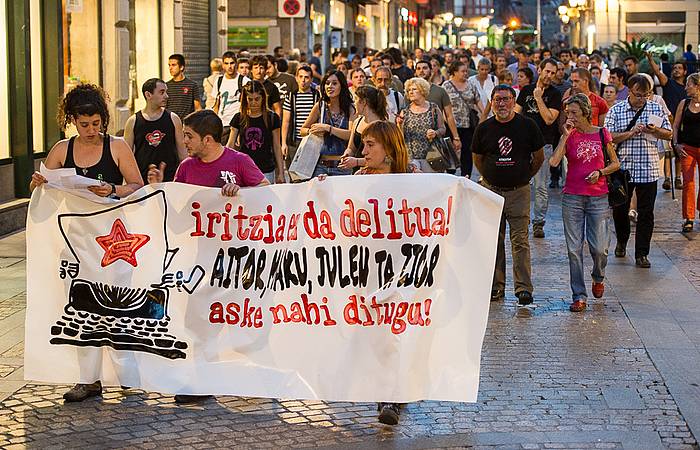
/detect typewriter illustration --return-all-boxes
[50,190,202,360]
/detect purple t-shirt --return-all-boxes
[563,128,612,197]
[174,147,265,188]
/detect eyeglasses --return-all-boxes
[630,91,652,98]
[493,97,514,104]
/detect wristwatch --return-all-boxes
[109,183,116,195]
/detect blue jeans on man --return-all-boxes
[532,144,554,232]
[561,193,610,300]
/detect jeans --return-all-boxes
[484,182,533,294]
[681,145,700,220]
[562,194,610,300]
[532,144,554,225]
[612,181,657,258]
[457,127,474,178]
[263,171,276,184]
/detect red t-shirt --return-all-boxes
[588,93,609,126]
[563,128,612,197]
[174,147,265,188]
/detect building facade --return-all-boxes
[0,0,226,223]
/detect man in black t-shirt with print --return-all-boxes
[473,85,545,306]
[515,58,562,239]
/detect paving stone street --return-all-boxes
[1,183,700,449]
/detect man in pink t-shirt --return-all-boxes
[147,109,268,404]
[148,109,268,194]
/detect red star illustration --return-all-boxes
[95,218,150,267]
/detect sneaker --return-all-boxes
[591,282,604,298]
[174,394,214,404]
[614,242,626,257]
[635,256,651,268]
[683,220,694,233]
[662,178,671,190]
[516,291,534,306]
[628,209,638,223]
[490,289,505,302]
[675,177,683,190]
[63,381,102,403]
[532,224,545,238]
[570,299,587,312]
[377,402,400,425]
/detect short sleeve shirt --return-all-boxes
[174,147,265,188]
[661,78,686,115]
[588,93,609,126]
[427,84,451,112]
[230,112,281,174]
[166,78,202,118]
[563,128,612,196]
[471,114,545,187]
[517,84,562,145]
[210,75,251,125]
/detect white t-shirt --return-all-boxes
[385,89,405,123]
[468,74,498,111]
[210,75,251,125]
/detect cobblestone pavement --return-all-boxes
[1,184,699,449]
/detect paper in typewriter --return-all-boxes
[25,178,503,403]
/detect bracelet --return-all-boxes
[453,137,461,141]
[109,183,116,195]
[597,169,603,178]
[329,126,333,134]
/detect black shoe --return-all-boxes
[682,220,693,233]
[549,180,559,189]
[516,291,534,306]
[675,177,683,190]
[63,382,102,403]
[174,394,214,404]
[614,242,626,257]
[635,256,651,268]
[662,178,671,190]
[377,402,400,425]
[490,289,505,302]
[532,224,545,238]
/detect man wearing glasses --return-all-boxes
[472,85,545,306]
[604,75,672,268]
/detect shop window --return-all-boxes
[62,0,101,137]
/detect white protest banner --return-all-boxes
[25,175,503,403]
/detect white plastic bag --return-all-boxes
[288,134,323,181]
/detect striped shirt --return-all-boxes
[603,99,672,183]
[283,90,319,142]
[166,78,201,119]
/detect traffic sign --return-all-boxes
[278,0,305,18]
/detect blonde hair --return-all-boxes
[362,121,409,174]
[404,77,431,99]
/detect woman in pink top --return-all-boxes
[550,94,620,312]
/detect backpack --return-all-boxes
[215,75,246,110]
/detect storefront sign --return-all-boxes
[24,176,502,402]
[228,27,268,48]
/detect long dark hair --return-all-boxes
[239,80,270,130]
[355,85,388,120]
[58,83,110,133]
[320,70,354,119]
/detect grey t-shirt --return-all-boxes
[428,84,451,112]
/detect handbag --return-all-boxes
[600,128,629,207]
[425,103,459,172]
[447,80,480,129]
[288,102,325,181]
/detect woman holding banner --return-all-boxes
[29,83,144,403]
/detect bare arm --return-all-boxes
[529,148,545,178]
[29,141,67,191]
[171,113,187,161]
[550,132,570,167]
[227,128,240,150]
[443,104,461,152]
[672,99,685,147]
[194,98,203,111]
[273,101,282,118]
[281,109,291,157]
[272,128,285,183]
[299,103,321,137]
[123,115,136,150]
[646,52,668,86]
[111,138,145,197]
[473,153,485,176]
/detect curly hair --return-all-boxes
[58,83,110,133]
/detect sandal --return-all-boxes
[682,220,693,233]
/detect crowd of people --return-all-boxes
[27,40,700,425]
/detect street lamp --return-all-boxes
[453,16,463,27]
[453,16,463,48]
[443,12,454,47]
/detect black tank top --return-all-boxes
[352,116,364,156]
[64,135,123,185]
[133,110,178,181]
[680,104,700,147]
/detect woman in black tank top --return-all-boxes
[339,85,389,171]
[29,84,143,403]
[673,73,700,232]
[30,84,143,200]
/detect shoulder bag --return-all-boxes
[425,103,460,172]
